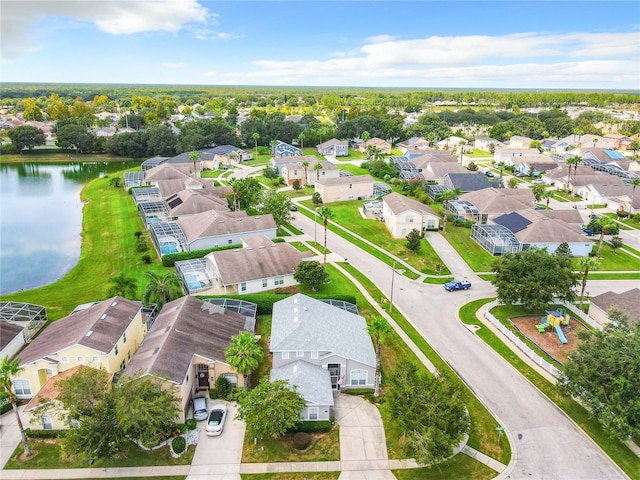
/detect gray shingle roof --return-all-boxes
[590,289,640,325]
[460,188,535,214]
[177,210,276,242]
[270,294,375,367]
[383,192,437,217]
[316,175,373,186]
[445,173,496,192]
[270,360,334,406]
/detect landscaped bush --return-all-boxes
[198,293,357,315]
[172,435,186,455]
[292,431,311,450]
[141,254,152,264]
[185,419,197,431]
[25,428,66,438]
[162,244,242,267]
[272,237,285,243]
[345,388,375,396]
[289,420,333,433]
[274,285,300,295]
[210,375,236,401]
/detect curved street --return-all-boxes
[291,210,629,479]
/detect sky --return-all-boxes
[1,0,639,89]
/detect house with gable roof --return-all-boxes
[588,288,640,327]
[382,192,439,238]
[316,138,349,157]
[12,297,151,400]
[272,140,303,158]
[269,294,376,420]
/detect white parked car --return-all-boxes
[193,396,208,421]
[205,404,227,436]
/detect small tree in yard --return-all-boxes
[0,357,31,457]
[293,260,328,292]
[259,188,293,231]
[225,331,263,389]
[508,177,519,189]
[405,229,422,253]
[292,179,302,191]
[577,256,599,310]
[142,271,183,310]
[106,273,137,299]
[318,206,334,268]
[387,361,469,466]
[311,192,323,205]
[609,236,623,253]
[491,247,579,311]
[559,309,640,441]
[554,242,572,258]
[367,318,393,398]
[236,379,306,441]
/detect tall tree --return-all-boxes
[0,357,31,457]
[236,379,306,440]
[630,178,640,214]
[189,150,199,175]
[577,257,599,311]
[298,132,305,150]
[491,247,579,310]
[405,228,422,253]
[596,216,617,257]
[259,188,294,231]
[313,162,323,182]
[361,130,370,152]
[106,273,137,299]
[317,206,334,268]
[293,260,328,292]
[141,271,182,310]
[565,155,581,189]
[252,132,260,158]
[225,331,264,389]
[367,318,393,398]
[541,189,554,208]
[7,125,46,152]
[301,160,310,186]
[437,189,461,232]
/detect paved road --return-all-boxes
[291,212,628,479]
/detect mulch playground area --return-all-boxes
[510,315,587,364]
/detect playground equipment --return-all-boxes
[537,308,570,344]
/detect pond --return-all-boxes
[0,161,138,294]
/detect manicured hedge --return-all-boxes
[198,293,357,315]
[172,435,186,454]
[162,244,242,266]
[25,428,66,438]
[289,420,333,433]
[345,388,375,396]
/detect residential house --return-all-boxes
[315,175,375,203]
[269,294,376,420]
[494,148,540,164]
[143,163,193,184]
[271,155,319,175]
[397,137,430,152]
[510,155,557,176]
[281,160,339,187]
[316,139,349,157]
[568,175,625,198]
[443,173,499,193]
[421,162,468,183]
[175,235,311,295]
[12,297,150,400]
[588,289,640,327]
[541,165,596,188]
[474,136,505,152]
[0,302,48,361]
[454,188,535,223]
[382,192,439,238]
[150,210,276,255]
[354,137,392,155]
[560,134,615,150]
[198,145,252,170]
[437,136,470,152]
[0,321,28,361]
[125,295,254,422]
[272,140,303,158]
[409,150,459,166]
[508,136,534,149]
[605,187,640,215]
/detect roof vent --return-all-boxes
[85,330,93,337]
[153,347,160,355]
[111,301,118,307]
[100,314,107,320]
[165,326,171,333]
[293,365,298,373]
[259,245,266,249]
[217,220,224,223]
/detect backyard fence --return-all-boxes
[556,300,603,331]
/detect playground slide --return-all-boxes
[554,325,568,344]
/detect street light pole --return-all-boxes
[314,208,318,243]
[389,258,408,314]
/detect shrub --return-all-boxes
[345,388,375,396]
[272,237,285,243]
[136,238,149,252]
[210,375,235,401]
[162,244,242,267]
[185,419,197,431]
[141,254,152,264]
[289,420,333,433]
[199,293,357,315]
[292,431,311,450]
[274,285,300,295]
[25,428,66,438]
[172,435,186,454]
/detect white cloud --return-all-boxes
[1,0,209,63]
[364,34,397,44]
[161,62,186,68]
[188,26,243,41]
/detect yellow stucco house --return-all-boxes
[13,297,151,401]
[125,295,254,422]
[315,175,375,203]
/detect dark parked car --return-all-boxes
[485,170,495,177]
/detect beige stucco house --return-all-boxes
[315,175,374,203]
[382,192,439,238]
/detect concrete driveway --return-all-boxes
[187,401,245,480]
[0,408,22,468]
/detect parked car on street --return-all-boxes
[193,396,208,421]
[581,226,594,236]
[444,279,472,291]
[205,404,227,436]
[532,179,544,184]
[485,170,495,177]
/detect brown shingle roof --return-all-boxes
[460,188,535,214]
[125,296,248,384]
[210,242,309,285]
[166,190,229,216]
[0,322,24,351]
[590,289,640,325]
[571,175,624,187]
[18,297,143,366]
[177,211,276,242]
[383,192,437,216]
[510,210,586,243]
[144,163,191,181]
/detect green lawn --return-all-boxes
[283,222,303,235]
[552,190,580,202]
[201,169,227,178]
[603,213,640,230]
[301,200,450,276]
[283,186,315,198]
[242,474,339,480]
[289,241,311,252]
[242,426,340,463]
[581,242,640,271]
[243,153,272,166]
[5,438,194,469]
[0,169,169,319]
[335,163,369,176]
[467,149,492,158]
[393,453,497,480]
[459,299,640,480]
[441,226,495,272]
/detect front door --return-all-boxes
[197,364,209,390]
[328,364,340,390]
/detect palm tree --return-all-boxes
[565,155,581,190]
[313,162,323,183]
[577,257,599,311]
[141,271,182,310]
[541,189,554,209]
[593,138,598,149]
[225,331,263,389]
[298,132,305,150]
[596,216,616,258]
[366,145,384,161]
[367,318,392,398]
[106,273,137,299]
[301,160,309,186]
[189,150,199,176]
[0,357,31,457]
[458,140,466,164]
[252,132,260,158]
[269,139,277,155]
[629,140,640,159]
[438,189,461,232]
[361,130,370,154]
[318,206,334,268]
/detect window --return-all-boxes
[308,407,319,420]
[274,276,284,286]
[311,351,318,359]
[114,345,119,356]
[349,183,353,189]
[221,373,238,388]
[120,360,126,371]
[407,216,414,223]
[350,369,367,386]
[91,356,99,363]
[228,239,233,245]
[127,351,131,360]
[76,356,85,363]
[12,379,31,396]
[122,332,127,343]
[40,415,53,430]
[61,356,69,364]
[427,220,435,229]
[262,279,268,288]
[296,351,304,357]
[240,282,247,292]
[282,351,289,360]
